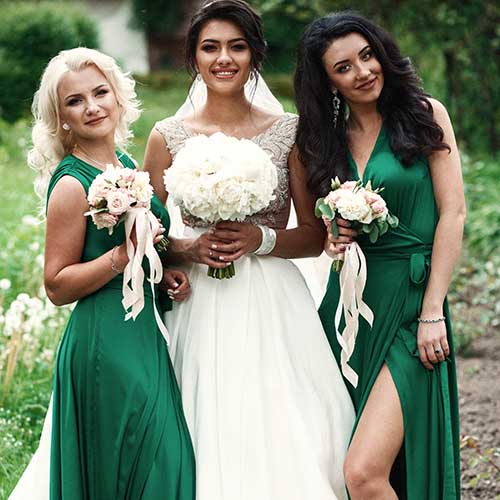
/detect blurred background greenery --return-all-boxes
[0,0,498,497]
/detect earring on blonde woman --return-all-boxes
[62,123,71,131]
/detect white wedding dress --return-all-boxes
[156,113,355,500]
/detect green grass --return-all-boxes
[0,84,498,498]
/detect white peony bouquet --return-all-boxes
[164,132,278,279]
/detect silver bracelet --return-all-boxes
[254,225,277,255]
[110,246,124,274]
[417,316,446,324]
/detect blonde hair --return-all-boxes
[28,47,141,201]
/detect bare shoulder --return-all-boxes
[147,127,169,150]
[428,97,451,125]
[250,105,285,128]
[47,175,87,216]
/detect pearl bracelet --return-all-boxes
[254,225,277,256]
[110,246,124,274]
[417,316,446,324]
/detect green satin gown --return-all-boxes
[47,154,196,499]
[318,126,460,499]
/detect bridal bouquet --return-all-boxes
[164,132,278,279]
[85,164,170,344]
[315,177,398,388]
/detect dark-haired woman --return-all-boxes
[294,12,464,500]
[144,1,355,498]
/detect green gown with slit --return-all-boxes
[47,154,196,500]
[318,126,460,499]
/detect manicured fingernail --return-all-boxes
[211,244,217,249]
[225,263,231,267]
[219,256,224,261]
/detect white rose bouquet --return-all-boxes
[315,177,398,271]
[315,177,398,388]
[164,132,278,279]
[85,164,170,344]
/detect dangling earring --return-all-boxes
[249,70,255,81]
[331,89,340,127]
[62,123,70,131]
[196,73,202,82]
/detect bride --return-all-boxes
[144,1,355,499]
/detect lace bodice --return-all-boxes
[154,113,298,229]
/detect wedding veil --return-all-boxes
[174,73,284,118]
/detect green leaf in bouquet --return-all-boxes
[361,224,372,234]
[365,179,373,191]
[387,213,399,227]
[378,219,389,235]
[331,218,339,238]
[315,198,333,219]
[369,223,379,243]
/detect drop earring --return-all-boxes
[196,73,202,82]
[331,89,340,127]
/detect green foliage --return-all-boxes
[130,0,182,34]
[0,2,98,123]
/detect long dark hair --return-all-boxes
[185,0,266,80]
[294,12,450,197]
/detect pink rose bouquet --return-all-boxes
[85,164,167,252]
[315,177,398,271]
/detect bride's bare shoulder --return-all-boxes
[250,105,284,128]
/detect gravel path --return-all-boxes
[458,333,500,499]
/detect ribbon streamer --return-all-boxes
[122,207,170,345]
[334,242,374,387]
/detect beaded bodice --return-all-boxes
[154,113,298,229]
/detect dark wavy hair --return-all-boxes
[185,0,266,81]
[294,12,450,197]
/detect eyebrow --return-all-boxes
[200,37,247,44]
[333,44,371,68]
[64,83,108,101]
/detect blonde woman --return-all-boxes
[10,48,195,499]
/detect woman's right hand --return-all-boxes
[186,231,233,269]
[323,217,357,259]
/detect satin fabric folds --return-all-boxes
[319,125,461,500]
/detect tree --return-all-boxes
[131,0,201,70]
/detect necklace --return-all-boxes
[74,145,120,169]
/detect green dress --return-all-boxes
[47,154,196,499]
[318,126,460,499]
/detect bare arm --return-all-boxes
[143,128,172,205]
[273,145,325,257]
[417,98,466,369]
[44,176,130,305]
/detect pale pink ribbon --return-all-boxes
[122,206,170,345]
[334,242,374,387]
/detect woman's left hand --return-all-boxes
[208,221,262,262]
[161,269,191,302]
[416,320,450,370]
